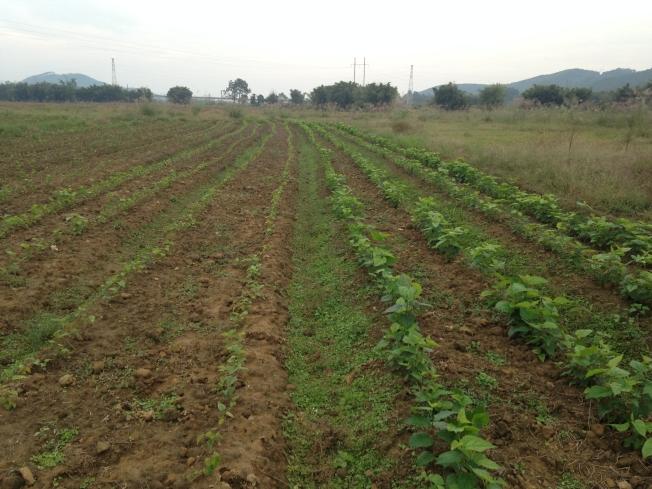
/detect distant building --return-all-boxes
[277,93,290,105]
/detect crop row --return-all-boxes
[0,122,248,239]
[310,123,652,460]
[200,124,293,478]
[333,123,652,265]
[321,124,652,307]
[0,121,230,209]
[0,128,273,397]
[302,122,505,488]
[1,123,258,283]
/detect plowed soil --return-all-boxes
[2,105,651,489]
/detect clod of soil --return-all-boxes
[134,368,152,379]
[96,441,110,454]
[17,468,34,486]
[58,374,74,387]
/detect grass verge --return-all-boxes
[284,131,400,488]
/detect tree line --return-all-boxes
[167,78,398,108]
[426,81,652,110]
[0,80,153,103]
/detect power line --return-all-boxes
[0,19,351,72]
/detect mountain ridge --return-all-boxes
[22,72,106,88]
[418,67,652,96]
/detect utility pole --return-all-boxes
[111,58,117,86]
[353,57,357,84]
[362,57,367,86]
[408,65,414,106]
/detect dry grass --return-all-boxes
[3,102,650,221]
[296,106,652,221]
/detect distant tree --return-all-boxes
[310,85,329,106]
[225,78,250,103]
[522,84,565,106]
[362,82,398,105]
[432,82,468,110]
[614,83,636,103]
[78,84,128,102]
[128,87,153,102]
[256,94,265,105]
[0,81,155,103]
[266,92,279,104]
[167,86,193,104]
[479,84,506,108]
[290,89,305,104]
[565,87,592,105]
[249,93,258,105]
[329,81,358,108]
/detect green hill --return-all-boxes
[22,72,106,88]
[418,67,652,97]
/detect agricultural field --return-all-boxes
[1,102,652,489]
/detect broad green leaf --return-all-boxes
[643,383,652,398]
[611,422,630,432]
[633,419,648,437]
[457,434,495,452]
[446,473,478,489]
[408,432,434,448]
[405,415,430,428]
[457,408,470,424]
[607,354,623,368]
[642,438,652,459]
[472,467,496,482]
[436,450,462,467]
[585,385,613,399]
[521,275,548,287]
[415,451,436,467]
[476,455,501,470]
[472,411,490,429]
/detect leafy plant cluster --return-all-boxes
[31,426,79,469]
[330,123,652,307]
[301,122,505,488]
[333,122,652,261]
[314,123,652,459]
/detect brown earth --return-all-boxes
[0,120,239,215]
[0,123,297,489]
[0,123,266,338]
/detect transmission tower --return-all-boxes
[111,58,118,86]
[352,57,368,86]
[408,65,414,106]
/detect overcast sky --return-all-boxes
[1,0,651,96]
